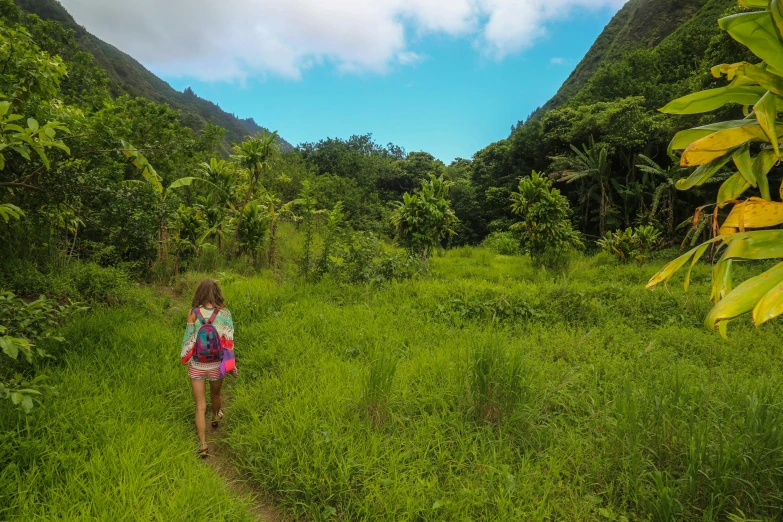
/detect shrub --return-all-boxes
[481,231,520,256]
[469,336,526,424]
[598,225,661,263]
[510,171,582,265]
[65,263,131,304]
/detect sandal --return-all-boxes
[211,409,224,428]
[198,443,209,459]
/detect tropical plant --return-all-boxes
[552,136,613,235]
[636,154,691,238]
[648,0,783,336]
[599,225,661,263]
[510,171,583,264]
[230,131,280,253]
[236,200,268,263]
[294,180,323,279]
[391,174,459,260]
[259,192,296,267]
[316,201,347,275]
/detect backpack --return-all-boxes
[192,308,223,363]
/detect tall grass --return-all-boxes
[0,291,255,521]
[5,245,783,520]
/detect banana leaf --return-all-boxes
[718,172,752,205]
[705,260,783,330]
[719,11,783,73]
[669,119,757,154]
[719,197,783,235]
[676,147,741,189]
[754,91,780,156]
[733,144,757,187]
[681,124,773,166]
[660,85,767,114]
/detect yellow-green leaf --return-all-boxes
[753,148,778,200]
[733,144,757,187]
[719,229,783,262]
[681,124,770,166]
[754,91,780,157]
[669,119,756,154]
[705,260,783,330]
[660,85,767,114]
[719,12,783,73]
[753,269,783,325]
[647,237,723,288]
[739,0,770,7]
[772,0,783,41]
[718,172,751,205]
[684,242,712,292]
[719,197,783,235]
[676,147,741,190]
[711,259,733,304]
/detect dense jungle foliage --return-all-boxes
[4,0,783,519]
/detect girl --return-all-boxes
[180,279,236,458]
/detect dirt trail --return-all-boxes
[201,382,289,522]
[206,417,286,522]
[158,286,286,521]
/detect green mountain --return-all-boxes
[13,0,291,149]
[540,0,736,113]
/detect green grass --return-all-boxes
[0,293,255,521]
[4,249,783,520]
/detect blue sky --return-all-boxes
[60,0,624,163]
[162,8,616,163]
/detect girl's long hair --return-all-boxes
[192,279,225,308]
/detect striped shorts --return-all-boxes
[188,362,222,381]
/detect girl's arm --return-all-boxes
[180,309,197,363]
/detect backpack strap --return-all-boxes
[206,308,220,325]
[193,307,206,324]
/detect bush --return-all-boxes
[481,232,520,256]
[598,225,662,263]
[64,263,131,305]
[510,171,583,263]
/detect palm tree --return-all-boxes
[259,192,296,267]
[636,154,689,238]
[552,136,613,235]
[230,130,280,254]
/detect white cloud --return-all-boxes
[397,51,427,66]
[58,0,627,81]
[550,57,567,65]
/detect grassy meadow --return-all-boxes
[4,247,783,521]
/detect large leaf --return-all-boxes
[739,0,770,7]
[753,148,778,200]
[705,260,783,331]
[733,144,757,187]
[681,123,773,166]
[741,63,783,96]
[669,119,756,154]
[660,85,767,114]
[717,172,752,205]
[719,229,783,262]
[646,236,723,288]
[711,259,733,304]
[772,0,783,41]
[754,91,780,157]
[167,177,197,191]
[676,147,740,190]
[719,11,783,73]
[120,141,162,194]
[719,197,783,235]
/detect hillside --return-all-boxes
[13,0,291,149]
[539,0,735,112]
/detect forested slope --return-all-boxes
[12,0,291,148]
[539,0,735,112]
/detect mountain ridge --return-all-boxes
[13,0,291,149]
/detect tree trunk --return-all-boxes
[599,184,607,236]
[268,217,278,267]
[159,220,169,260]
[231,168,259,256]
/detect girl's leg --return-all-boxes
[191,378,207,449]
[209,378,224,419]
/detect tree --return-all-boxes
[231,130,280,254]
[647,0,783,336]
[391,174,459,260]
[259,192,296,267]
[510,171,582,263]
[552,136,613,236]
[636,154,689,237]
